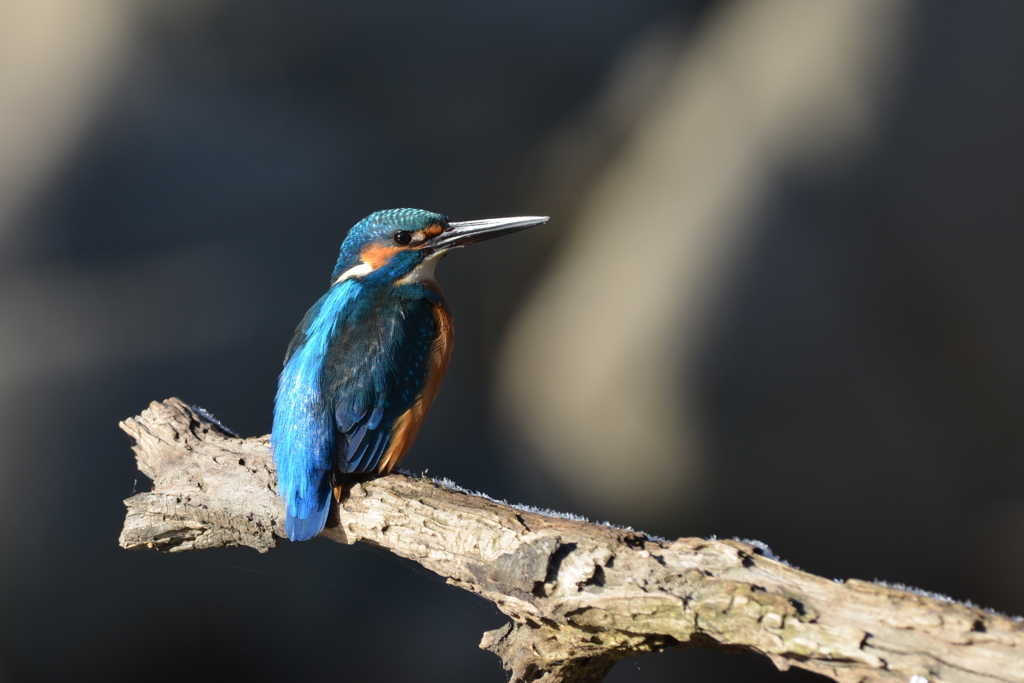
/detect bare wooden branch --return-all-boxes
[120,398,1024,683]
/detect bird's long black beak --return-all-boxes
[428,216,548,251]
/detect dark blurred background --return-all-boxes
[1,1,1023,681]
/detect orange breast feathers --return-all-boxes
[376,303,454,473]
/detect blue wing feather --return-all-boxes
[325,293,439,474]
[272,280,360,541]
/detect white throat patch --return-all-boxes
[396,250,447,285]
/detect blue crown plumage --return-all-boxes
[331,208,447,281]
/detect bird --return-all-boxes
[271,208,548,541]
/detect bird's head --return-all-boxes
[331,208,547,286]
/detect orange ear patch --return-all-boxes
[360,244,402,269]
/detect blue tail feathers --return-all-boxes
[284,479,332,541]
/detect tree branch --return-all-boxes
[120,398,1024,683]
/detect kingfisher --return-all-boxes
[271,208,547,541]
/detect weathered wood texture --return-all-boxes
[120,398,1024,683]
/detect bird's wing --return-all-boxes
[324,295,446,477]
[273,280,362,540]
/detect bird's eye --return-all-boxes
[393,231,412,246]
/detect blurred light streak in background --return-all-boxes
[0,1,137,249]
[0,0,259,560]
[499,0,913,522]
[0,0,138,545]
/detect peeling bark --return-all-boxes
[120,398,1024,683]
